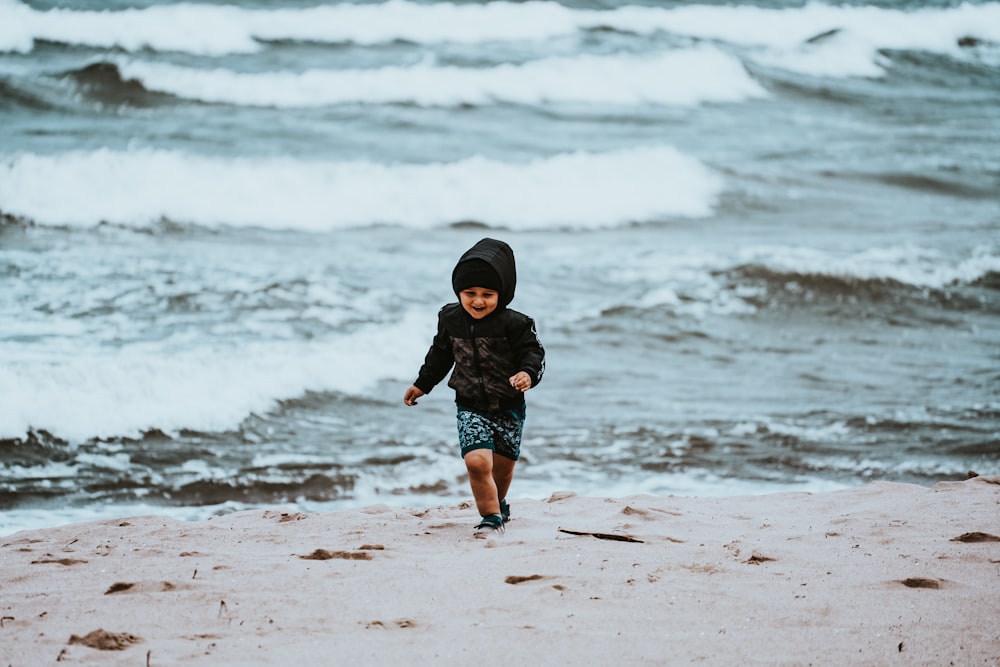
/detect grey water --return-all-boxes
[1,0,998,534]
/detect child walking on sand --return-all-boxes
[404,238,545,535]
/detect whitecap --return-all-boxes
[0,146,723,230]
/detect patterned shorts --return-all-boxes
[456,405,525,461]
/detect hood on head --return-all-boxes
[452,238,517,309]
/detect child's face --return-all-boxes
[459,287,499,319]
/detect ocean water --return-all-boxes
[1,0,998,536]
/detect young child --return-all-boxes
[403,238,545,535]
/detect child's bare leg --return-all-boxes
[464,449,501,516]
[492,455,516,503]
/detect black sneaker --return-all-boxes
[499,499,511,523]
[474,514,504,536]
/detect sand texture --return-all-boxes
[2,477,998,665]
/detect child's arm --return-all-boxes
[509,316,545,391]
[404,308,454,406]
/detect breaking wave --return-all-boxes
[106,46,765,108]
[0,146,723,229]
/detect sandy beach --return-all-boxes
[2,476,998,666]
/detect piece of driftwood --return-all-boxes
[558,528,644,543]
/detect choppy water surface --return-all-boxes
[1,0,998,534]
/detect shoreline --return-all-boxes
[2,477,998,665]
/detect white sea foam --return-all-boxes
[251,453,333,468]
[2,0,997,81]
[638,282,759,318]
[565,243,998,327]
[0,1,260,55]
[0,147,723,229]
[115,46,765,108]
[736,244,1000,289]
[74,452,133,472]
[0,501,255,537]
[799,454,972,479]
[0,310,431,441]
[741,418,852,442]
[620,241,1000,293]
[0,0,580,55]
[0,461,78,481]
[611,2,1000,77]
[750,29,890,78]
[513,464,852,502]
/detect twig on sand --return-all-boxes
[558,528,644,543]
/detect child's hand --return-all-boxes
[509,371,532,393]
[403,385,425,406]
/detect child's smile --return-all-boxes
[459,287,499,319]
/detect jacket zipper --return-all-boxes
[469,321,488,404]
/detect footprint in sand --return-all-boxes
[745,553,777,565]
[299,549,373,561]
[68,629,142,651]
[105,582,134,594]
[104,581,178,594]
[263,510,308,523]
[365,619,416,629]
[621,505,683,519]
[897,577,943,589]
[950,532,1000,543]
[622,506,652,518]
[30,556,88,566]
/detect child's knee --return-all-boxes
[464,449,493,477]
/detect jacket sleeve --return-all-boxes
[413,309,454,394]
[510,316,545,388]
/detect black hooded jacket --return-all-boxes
[413,238,545,413]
